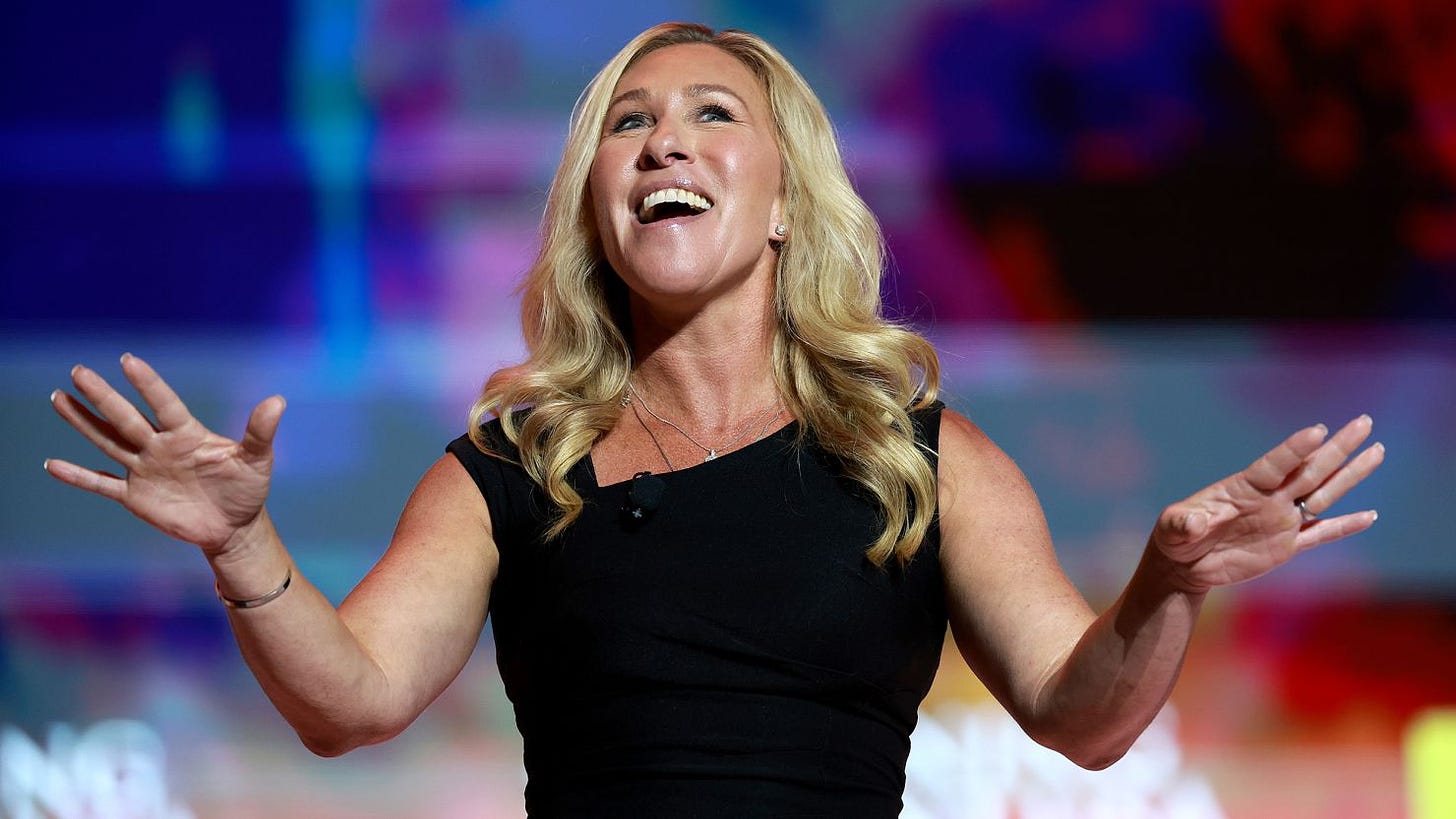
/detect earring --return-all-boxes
[774,224,788,237]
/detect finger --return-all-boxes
[1244,423,1328,492]
[1284,414,1374,501]
[70,364,158,446]
[120,353,194,431]
[43,458,127,502]
[1298,440,1386,515]
[1294,509,1378,551]
[50,389,136,464]
[239,395,286,458]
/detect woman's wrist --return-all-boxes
[1137,539,1213,601]
[208,508,293,603]
[216,565,293,609]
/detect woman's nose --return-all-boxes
[639,121,692,169]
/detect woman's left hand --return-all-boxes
[1152,415,1385,593]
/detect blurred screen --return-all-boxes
[3,1,1454,816]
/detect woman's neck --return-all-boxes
[627,296,781,433]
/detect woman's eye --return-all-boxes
[697,104,734,123]
[610,113,650,133]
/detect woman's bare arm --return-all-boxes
[937,409,1382,769]
[46,355,496,755]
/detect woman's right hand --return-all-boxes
[45,353,286,557]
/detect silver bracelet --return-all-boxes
[216,567,292,610]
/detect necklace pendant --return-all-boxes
[705,449,718,461]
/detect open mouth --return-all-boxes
[637,187,714,224]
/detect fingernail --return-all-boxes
[1315,423,1328,436]
[70,364,82,377]
[42,459,50,472]
[120,352,133,363]
[49,389,59,404]
[1360,413,1372,424]
[1371,510,1379,523]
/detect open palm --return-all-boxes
[1153,416,1384,593]
[45,354,285,555]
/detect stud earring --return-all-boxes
[774,224,788,237]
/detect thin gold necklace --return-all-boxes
[626,384,780,463]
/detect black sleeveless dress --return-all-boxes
[446,406,947,817]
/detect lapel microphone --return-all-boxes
[623,471,666,521]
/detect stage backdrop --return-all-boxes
[4,1,1454,817]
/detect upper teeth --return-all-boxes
[639,188,712,220]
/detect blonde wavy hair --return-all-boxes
[470,22,941,565]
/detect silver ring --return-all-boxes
[1296,498,1318,523]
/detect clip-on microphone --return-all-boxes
[623,471,666,521]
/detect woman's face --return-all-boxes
[589,43,784,314]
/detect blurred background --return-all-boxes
[3,0,1454,816]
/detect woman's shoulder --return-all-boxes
[935,406,1044,532]
[447,411,527,463]
[445,411,556,546]
[445,412,535,498]
[936,406,1013,472]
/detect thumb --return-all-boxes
[240,395,286,457]
[1155,503,1210,549]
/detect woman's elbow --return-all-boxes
[1027,723,1137,771]
[1065,742,1132,771]
[299,734,354,758]
[295,716,405,758]
[298,727,372,758]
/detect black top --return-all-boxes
[446,406,947,817]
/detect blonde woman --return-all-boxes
[46,22,1384,816]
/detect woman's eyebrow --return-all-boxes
[607,87,650,111]
[606,84,751,112]
[686,83,749,108]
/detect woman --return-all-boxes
[45,22,1383,817]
